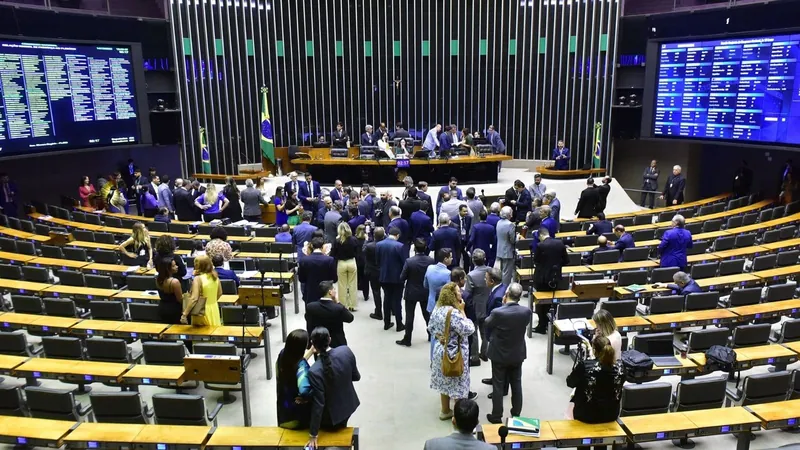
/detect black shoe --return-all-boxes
[395,339,411,347]
[479,353,488,362]
[469,358,481,367]
[370,313,383,321]
[487,392,509,399]
[468,391,478,400]
[396,324,405,332]
[486,414,502,424]
[481,378,492,386]
[384,322,395,330]
[532,328,547,335]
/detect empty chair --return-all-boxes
[677,209,695,219]
[685,223,702,235]
[22,266,50,283]
[751,254,777,272]
[566,252,581,266]
[701,219,723,233]
[15,241,36,256]
[686,241,710,256]
[617,270,648,286]
[147,221,168,233]
[651,267,679,283]
[770,319,800,344]
[780,225,797,240]
[633,332,674,355]
[56,269,85,287]
[168,223,191,234]
[713,236,735,252]
[766,283,796,302]
[224,226,247,237]
[725,216,743,229]
[0,385,27,416]
[631,230,654,242]
[633,215,653,226]
[126,275,157,291]
[600,300,637,318]
[90,249,118,264]
[177,239,196,251]
[719,258,745,276]
[613,218,634,228]
[43,298,85,318]
[192,343,241,404]
[786,201,800,216]
[676,328,731,353]
[25,386,92,421]
[129,303,163,323]
[657,212,673,223]
[742,212,759,226]
[734,233,757,248]
[104,216,123,228]
[40,245,64,259]
[94,232,116,245]
[573,235,598,247]
[0,237,16,252]
[41,336,91,393]
[85,274,114,289]
[197,225,214,235]
[726,372,792,406]
[622,247,650,262]
[592,250,620,265]
[758,209,773,223]
[672,377,727,411]
[731,323,771,348]
[152,394,223,426]
[10,295,44,315]
[254,227,280,238]
[697,205,714,216]
[142,341,189,366]
[63,247,88,262]
[88,301,125,320]
[727,287,762,307]
[220,279,237,295]
[0,214,7,227]
[792,370,800,400]
[0,264,22,280]
[84,214,102,226]
[620,383,672,416]
[18,220,35,233]
[646,295,684,315]
[655,228,668,240]
[553,302,595,354]
[86,338,142,363]
[690,262,718,280]
[221,305,260,326]
[121,218,137,229]
[712,202,726,213]
[35,223,51,236]
[90,391,153,424]
[72,229,94,242]
[0,330,42,356]
[777,250,800,267]
[761,229,781,244]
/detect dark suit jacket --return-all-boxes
[486,213,500,228]
[298,252,338,303]
[399,197,422,221]
[587,220,613,236]
[363,240,380,277]
[400,254,435,301]
[432,226,462,266]
[487,284,507,316]
[299,180,322,210]
[417,191,434,221]
[394,128,411,139]
[293,222,318,254]
[468,221,496,263]
[436,186,463,213]
[387,217,411,245]
[376,238,406,284]
[284,180,306,196]
[533,237,570,291]
[663,174,686,204]
[597,183,610,213]
[308,345,360,436]
[485,302,532,365]
[332,129,349,147]
[360,132,376,146]
[451,215,472,246]
[173,188,199,221]
[329,188,346,204]
[410,210,434,246]
[305,299,354,348]
[575,186,601,219]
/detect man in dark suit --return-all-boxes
[360,125,376,146]
[469,210,497,268]
[597,176,612,214]
[485,268,507,316]
[132,167,149,216]
[292,212,318,260]
[397,238,435,347]
[661,165,686,205]
[300,172,322,212]
[439,125,453,156]
[486,203,501,228]
[506,180,532,222]
[451,205,473,269]
[329,180,346,204]
[364,228,384,321]
[284,172,306,198]
[586,212,612,236]
[399,187,422,221]
[323,201,343,244]
[173,179,198,222]
[484,282,531,423]
[574,178,601,219]
[305,281,354,348]
[307,326,360,448]
[298,237,337,304]
[612,224,635,261]
[431,213,461,268]
[437,177,464,214]
[332,122,349,148]
[387,205,411,256]
[464,250,491,364]
[374,190,396,230]
[393,122,410,139]
[582,236,610,265]
[410,201,434,249]
[417,182,434,221]
[640,159,660,208]
[532,228,570,334]
[376,228,406,331]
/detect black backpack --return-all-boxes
[621,350,654,376]
[705,345,737,373]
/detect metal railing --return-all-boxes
[0,0,166,19]
[623,0,775,16]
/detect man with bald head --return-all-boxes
[330,179,346,204]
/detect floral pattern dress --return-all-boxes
[428,305,475,399]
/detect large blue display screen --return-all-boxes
[653,33,800,145]
[0,39,140,155]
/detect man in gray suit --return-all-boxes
[323,200,343,243]
[423,399,494,450]
[464,249,491,363]
[484,283,531,424]
[240,179,268,223]
[496,206,516,286]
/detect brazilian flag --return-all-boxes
[200,126,211,174]
[260,88,275,164]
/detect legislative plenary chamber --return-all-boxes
[2,0,800,449]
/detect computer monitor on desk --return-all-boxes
[360,145,377,159]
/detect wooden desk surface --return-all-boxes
[206,426,284,447]
[42,285,119,298]
[0,417,76,443]
[0,279,52,293]
[728,299,800,318]
[761,238,800,250]
[112,290,160,301]
[731,213,800,234]
[64,423,145,445]
[547,419,625,440]
[533,290,578,300]
[686,200,772,223]
[163,324,217,337]
[593,194,729,220]
[682,406,760,429]
[613,285,670,297]
[645,309,738,326]
[595,316,651,330]
[621,412,696,434]
[132,425,211,445]
[218,294,239,304]
[482,423,557,445]
[30,257,90,269]
[212,325,265,341]
[15,358,129,378]
[782,341,800,354]
[32,315,83,329]
[694,230,731,240]
[753,266,800,280]
[1,312,48,325]
[193,234,252,242]
[736,344,798,361]
[113,321,170,335]
[589,260,657,272]
[239,271,295,281]
[85,263,147,274]
[279,427,355,447]
[0,226,50,242]
[747,399,800,423]
[687,253,723,263]
[68,240,119,250]
[517,266,592,278]
[713,246,769,259]
[121,364,186,383]
[696,273,758,288]
[0,251,36,263]
[0,354,29,371]
[235,251,297,259]
[71,319,123,333]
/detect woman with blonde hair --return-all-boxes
[331,222,360,311]
[428,282,475,420]
[118,222,152,268]
[181,254,222,326]
[194,183,230,222]
[592,309,622,361]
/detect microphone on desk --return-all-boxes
[498,425,508,450]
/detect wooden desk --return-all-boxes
[218,294,239,304]
[613,285,669,299]
[31,314,83,334]
[589,260,657,273]
[687,253,723,264]
[596,316,651,332]
[121,364,186,387]
[532,290,578,305]
[0,226,50,241]
[69,240,119,250]
[696,273,759,289]
[132,425,211,449]
[732,213,800,234]
[649,356,701,378]
[713,246,769,259]
[64,423,145,449]
[112,290,161,304]
[0,279,52,295]
[590,193,729,220]
[279,427,356,448]
[212,325,265,345]
[193,234,253,242]
[761,238,800,251]
[548,420,626,447]
[0,250,36,263]
[620,412,696,443]
[14,358,130,383]
[162,324,218,341]
[235,252,296,259]
[239,271,295,283]
[693,230,731,240]
[0,312,56,331]
[205,426,284,449]
[645,309,738,330]
[747,399,800,429]
[682,406,761,437]
[729,299,800,322]
[753,266,800,282]
[690,344,798,370]
[111,322,170,340]
[85,263,147,275]
[782,341,800,355]
[42,284,119,300]
[0,354,29,375]
[516,266,591,280]
[30,256,91,270]
[481,423,557,448]
[0,417,76,447]
[70,319,123,337]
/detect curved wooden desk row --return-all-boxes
[481,400,800,449]
[577,193,733,222]
[0,417,359,449]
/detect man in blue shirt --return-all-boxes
[376,228,407,331]
[658,214,693,271]
[424,248,453,314]
[655,271,701,295]
[212,254,240,286]
[410,201,434,249]
[612,224,635,261]
[486,203,501,228]
[543,190,561,226]
[292,212,318,261]
[469,210,497,268]
[486,125,506,155]
[586,212,612,236]
[275,224,293,243]
[431,213,462,268]
[422,124,442,154]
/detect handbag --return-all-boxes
[182,291,206,318]
[439,308,464,378]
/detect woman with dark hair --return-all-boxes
[306,327,361,450]
[155,256,183,324]
[276,329,314,429]
[283,189,303,226]
[78,176,97,208]
[222,176,243,222]
[154,235,187,279]
[205,226,233,262]
[272,186,288,226]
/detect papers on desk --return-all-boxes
[554,319,594,333]
[626,284,646,293]
[230,220,249,226]
[191,221,204,226]
[507,416,541,437]
[241,270,259,279]
[126,266,141,273]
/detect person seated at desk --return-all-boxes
[360,124,376,146]
[396,138,412,158]
[423,398,494,450]
[377,134,395,159]
[154,207,172,224]
[277,329,315,430]
[212,254,240,286]
[611,224,635,261]
[586,212,612,236]
[275,224,293,243]
[582,236,609,265]
[653,271,701,295]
